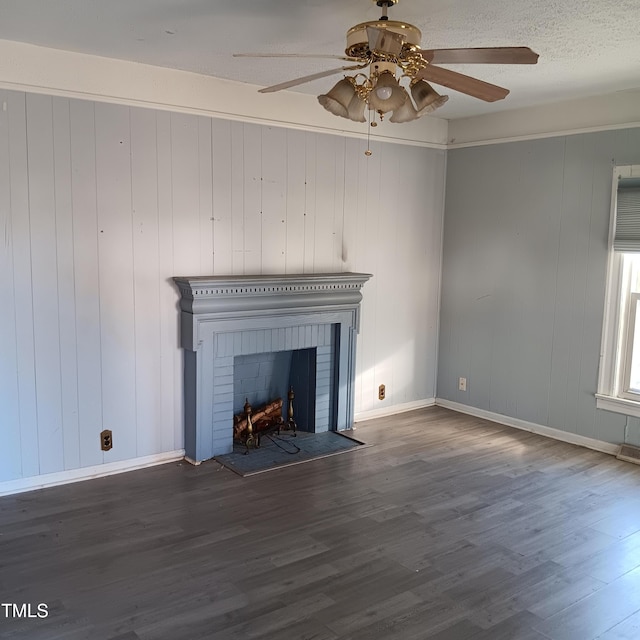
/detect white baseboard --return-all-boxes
[435,398,619,456]
[2,400,619,497]
[354,398,436,424]
[0,450,186,497]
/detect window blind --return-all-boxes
[614,177,640,252]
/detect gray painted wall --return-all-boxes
[438,128,640,445]
[0,88,445,485]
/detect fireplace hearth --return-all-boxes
[173,272,371,464]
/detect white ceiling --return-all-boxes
[1,0,639,120]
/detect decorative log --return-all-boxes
[233,398,283,439]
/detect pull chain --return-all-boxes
[365,109,373,156]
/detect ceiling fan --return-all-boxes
[235,0,539,124]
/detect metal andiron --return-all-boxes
[285,386,297,434]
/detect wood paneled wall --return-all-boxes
[0,89,445,483]
[438,129,640,445]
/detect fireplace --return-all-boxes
[173,272,371,464]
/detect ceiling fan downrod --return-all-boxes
[375,0,398,20]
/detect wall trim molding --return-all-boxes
[354,398,436,423]
[0,39,448,149]
[0,450,186,497]
[3,39,640,150]
[447,89,640,148]
[448,121,640,149]
[435,398,619,456]
[0,79,449,151]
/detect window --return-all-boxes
[612,253,640,399]
[597,166,640,417]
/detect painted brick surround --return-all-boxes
[173,273,372,463]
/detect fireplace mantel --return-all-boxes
[173,272,371,464]
[174,272,371,315]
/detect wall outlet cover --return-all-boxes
[100,429,113,451]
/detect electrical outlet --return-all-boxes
[100,429,113,451]
[458,377,467,391]
[378,384,386,400]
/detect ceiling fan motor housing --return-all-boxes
[345,20,422,59]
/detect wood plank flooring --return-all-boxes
[3,407,640,639]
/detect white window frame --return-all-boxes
[621,289,640,398]
[596,165,640,417]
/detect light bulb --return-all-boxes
[375,85,393,100]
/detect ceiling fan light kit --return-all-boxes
[236,0,538,152]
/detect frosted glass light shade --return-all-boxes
[346,93,367,122]
[411,80,449,116]
[389,98,419,122]
[368,71,407,113]
[318,79,357,118]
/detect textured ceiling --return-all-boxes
[1,0,639,119]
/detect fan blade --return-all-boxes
[258,64,366,94]
[416,65,509,102]
[234,53,362,62]
[419,47,539,65]
[366,26,405,56]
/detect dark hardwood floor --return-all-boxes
[3,406,640,639]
